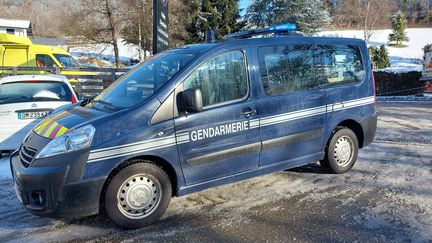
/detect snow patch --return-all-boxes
[320,28,431,73]
[0,156,11,179]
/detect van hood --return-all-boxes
[33,106,107,139]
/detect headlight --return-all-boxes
[36,125,96,159]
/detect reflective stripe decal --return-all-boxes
[33,113,70,139]
[87,96,374,163]
[88,136,177,163]
[43,122,58,137]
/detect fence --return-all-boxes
[0,66,129,98]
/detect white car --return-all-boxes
[0,75,78,156]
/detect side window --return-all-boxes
[36,54,57,68]
[183,51,248,107]
[258,45,319,96]
[316,45,365,85]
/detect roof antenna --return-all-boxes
[205,29,216,43]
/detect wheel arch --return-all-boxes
[100,155,179,210]
[335,119,365,148]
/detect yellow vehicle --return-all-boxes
[0,33,92,85]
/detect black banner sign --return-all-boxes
[153,0,169,54]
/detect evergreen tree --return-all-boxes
[376,45,391,69]
[368,46,377,68]
[245,0,331,36]
[186,0,244,43]
[369,45,390,69]
[389,11,409,45]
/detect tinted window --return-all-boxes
[0,81,72,104]
[258,45,318,96]
[36,54,57,68]
[258,44,365,96]
[184,51,248,107]
[315,45,365,85]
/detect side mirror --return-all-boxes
[177,88,203,113]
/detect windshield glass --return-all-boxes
[90,50,197,110]
[0,81,72,104]
[53,54,80,68]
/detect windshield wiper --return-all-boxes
[93,100,120,112]
[81,95,96,107]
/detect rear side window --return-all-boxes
[0,81,72,104]
[315,45,365,86]
[184,51,248,107]
[258,44,365,96]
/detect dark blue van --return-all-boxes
[10,25,377,229]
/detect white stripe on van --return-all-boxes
[87,96,374,163]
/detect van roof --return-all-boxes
[0,33,32,45]
[183,35,365,52]
[32,44,70,55]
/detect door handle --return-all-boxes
[241,108,257,117]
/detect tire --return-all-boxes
[104,162,172,229]
[320,127,359,174]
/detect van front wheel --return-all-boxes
[320,128,359,174]
[104,162,172,229]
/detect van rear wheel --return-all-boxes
[104,162,172,229]
[320,127,358,174]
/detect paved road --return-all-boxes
[0,102,431,242]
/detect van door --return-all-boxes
[174,50,261,185]
[256,44,327,167]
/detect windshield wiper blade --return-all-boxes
[93,100,120,111]
[81,95,96,107]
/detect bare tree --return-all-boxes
[67,0,127,67]
[121,0,153,60]
[121,0,189,58]
[361,0,396,43]
[337,0,396,43]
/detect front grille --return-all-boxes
[19,145,37,168]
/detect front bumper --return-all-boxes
[10,133,106,218]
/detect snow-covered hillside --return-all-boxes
[320,28,431,73]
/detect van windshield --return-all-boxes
[53,54,80,68]
[90,50,197,110]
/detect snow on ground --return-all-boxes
[0,102,431,242]
[69,39,142,67]
[0,156,10,180]
[320,28,431,73]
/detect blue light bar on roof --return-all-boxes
[269,23,297,31]
[224,23,298,40]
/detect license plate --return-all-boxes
[18,111,50,120]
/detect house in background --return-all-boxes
[0,18,32,37]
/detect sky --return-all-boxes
[239,0,251,15]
